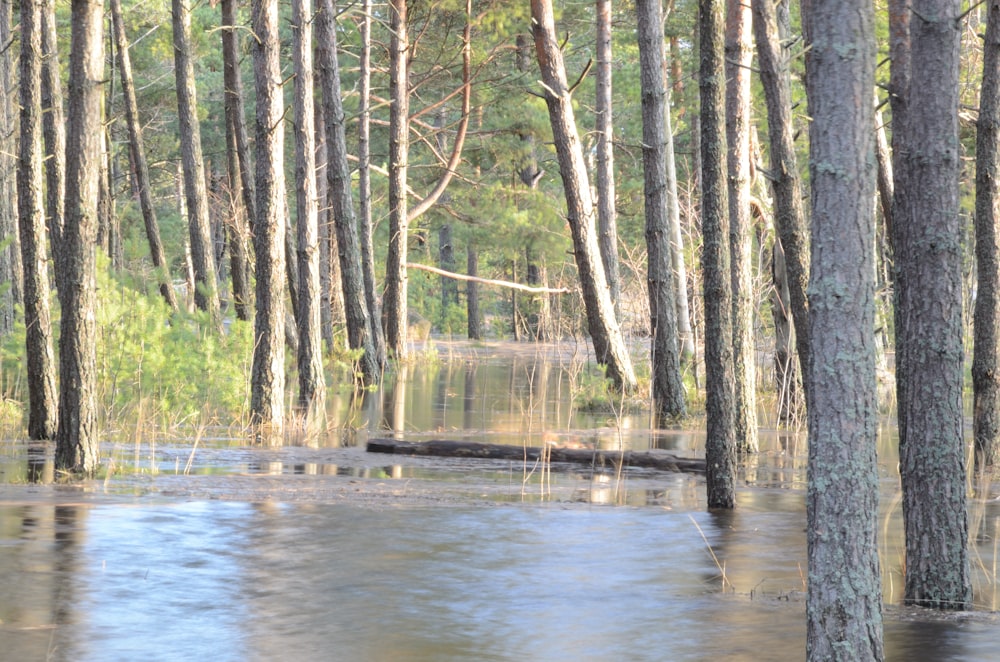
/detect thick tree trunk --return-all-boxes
[172,0,220,321]
[56,0,104,475]
[751,0,811,413]
[893,0,971,610]
[802,0,884,656]
[700,0,736,508]
[725,0,757,453]
[111,0,177,310]
[531,0,637,393]
[18,0,58,439]
[291,0,326,411]
[636,0,686,423]
[316,0,381,383]
[0,0,20,337]
[974,0,1000,472]
[595,0,620,312]
[250,0,287,443]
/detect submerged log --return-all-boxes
[366,438,706,474]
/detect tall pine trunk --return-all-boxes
[595,0,620,311]
[0,0,21,337]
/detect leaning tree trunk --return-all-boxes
[56,0,104,475]
[636,0,686,423]
[18,0,58,439]
[725,0,757,453]
[595,0,620,312]
[974,0,1000,472]
[531,0,637,393]
[700,0,736,508]
[291,0,326,411]
[751,0,811,414]
[893,0,971,610]
[801,0,884,656]
[111,0,177,310]
[172,0,220,322]
[249,0,287,444]
[316,0,381,383]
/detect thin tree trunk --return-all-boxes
[531,0,637,393]
[56,0,104,475]
[316,0,381,383]
[976,0,1000,472]
[314,97,336,350]
[467,243,481,339]
[18,0,58,439]
[172,0,220,321]
[637,0,686,423]
[894,0,971,610]
[700,0,736,508]
[292,0,326,411]
[110,0,177,310]
[725,0,757,453]
[41,0,64,266]
[802,0,883,655]
[250,0,287,443]
[221,0,256,238]
[0,0,21,337]
[595,0,620,311]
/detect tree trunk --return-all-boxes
[700,0,736,508]
[725,0,757,453]
[172,0,220,321]
[751,0,811,413]
[41,0,65,269]
[636,0,686,423]
[316,0,382,383]
[110,0,177,310]
[291,0,326,412]
[314,98,336,350]
[467,244,481,339]
[531,0,637,393]
[802,1,884,656]
[383,0,410,358]
[0,0,21,337]
[595,0,620,312]
[56,0,104,475]
[18,0,58,439]
[893,0,971,610]
[250,0,287,443]
[974,0,1000,472]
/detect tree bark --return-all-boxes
[595,0,620,312]
[974,0,1000,472]
[250,0,287,443]
[802,0,884,655]
[0,0,21,337]
[18,0,58,439]
[292,0,326,411]
[40,0,64,272]
[725,0,757,453]
[700,0,736,508]
[111,0,177,310]
[893,0,971,610]
[56,0,104,475]
[316,0,381,383]
[751,0,811,413]
[467,244,481,339]
[637,0,686,423]
[531,0,637,393]
[172,0,220,321]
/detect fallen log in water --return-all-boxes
[366,438,706,474]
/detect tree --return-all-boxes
[111,0,178,310]
[636,0,686,423]
[725,0,757,453]
[595,0,620,310]
[56,0,104,474]
[0,0,21,337]
[18,0,58,439]
[801,0,883,656]
[974,0,1000,472]
[249,0,287,443]
[531,0,637,393]
[700,0,736,508]
[316,0,381,383]
[172,0,220,321]
[41,0,64,269]
[892,0,971,610]
[292,0,326,411]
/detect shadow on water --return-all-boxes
[1,341,999,660]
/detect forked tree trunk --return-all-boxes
[530,0,637,393]
[56,0,104,475]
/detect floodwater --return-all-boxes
[1,341,999,661]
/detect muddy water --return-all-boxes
[1,341,1000,660]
